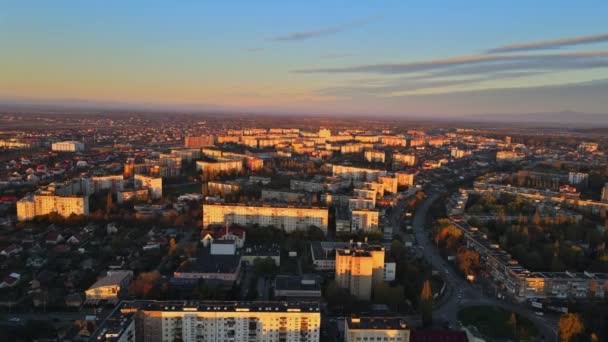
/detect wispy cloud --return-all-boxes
[320,53,355,59]
[244,47,264,52]
[270,16,379,42]
[293,51,608,74]
[487,33,608,54]
[316,71,543,98]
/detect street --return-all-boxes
[391,190,559,341]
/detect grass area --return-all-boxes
[458,305,538,341]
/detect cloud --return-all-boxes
[487,33,608,54]
[270,16,379,42]
[320,53,355,59]
[244,47,264,52]
[316,71,543,98]
[293,51,608,75]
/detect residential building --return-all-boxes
[365,150,386,163]
[202,203,328,233]
[134,174,163,200]
[17,194,89,221]
[184,135,215,147]
[578,142,598,152]
[93,300,321,342]
[345,316,410,342]
[568,172,589,186]
[335,242,386,300]
[330,164,387,181]
[395,172,414,186]
[51,140,84,152]
[85,270,133,301]
[392,153,416,167]
[351,209,380,232]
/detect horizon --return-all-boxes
[2,1,608,118]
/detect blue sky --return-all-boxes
[1,1,608,116]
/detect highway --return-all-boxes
[392,190,559,341]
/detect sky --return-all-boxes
[1,0,608,117]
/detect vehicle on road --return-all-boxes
[534,311,544,316]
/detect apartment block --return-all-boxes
[392,154,416,167]
[345,316,410,342]
[17,194,89,221]
[364,150,386,163]
[335,242,385,300]
[351,210,379,232]
[184,135,215,147]
[93,300,321,342]
[134,174,163,200]
[330,164,387,181]
[51,140,84,152]
[202,203,328,233]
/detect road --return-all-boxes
[393,190,559,341]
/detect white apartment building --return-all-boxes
[568,172,589,186]
[51,140,84,152]
[378,175,398,194]
[17,194,89,221]
[395,172,414,186]
[134,174,163,199]
[364,150,386,163]
[202,203,328,233]
[330,164,387,181]
[351,210,379,232]
[90,175,125,193]
[392,153,416,167]
[93,301,321,342]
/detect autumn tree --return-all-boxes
[558,313,584,342]
[168,238,178,256]
[128,271,161,298]
[456,247,480,278]
[420,279,433,327]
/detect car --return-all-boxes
[534,311,544,316]
[8,317,21,324]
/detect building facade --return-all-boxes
[202,204,328,233]
[51,140,84,152]
[93,301,321,342]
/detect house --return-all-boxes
[67,234,84,245]
[0,273,21,288]
[0,244,23,257]
[45,232,64,245]
[85,270,133,301]
[201,226,246,248]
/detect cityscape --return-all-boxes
[1,2,608,342]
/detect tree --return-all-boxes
[507,312,517,336]
[456,247,480,278]
[168,238,178,256]
[128,271,161,298]
[253,257,278,278]
[558,313,584,342]
[420,279,433,327]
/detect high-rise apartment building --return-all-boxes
[335,242,385,300]
[134,174,163,200]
